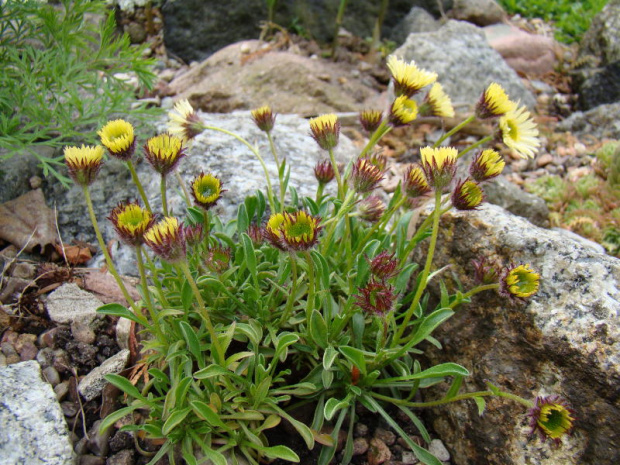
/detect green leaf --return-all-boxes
[237,203,249,234]
[99,403,142,433]
[251,444,300,462]
[178,321,202,362]
[355,240,381,287]
[339,346,367,375]
[397,406,431,443]
[321,369,334,389]
[445,374,464,399]
[394,262,418,293]
[324,396,351,421]
[322,345,338,370]
[96,303,145,325]
[474,397,486,416]
[375,363,469,384]
[407,308,454,347]
[104,374,144,400]
[241,233,258,280]
[190,401,227,429]
[162,407,191,435]
[186,207,205,225]
[181,280,193,312]
[309,309,328,349]
[311,250,330,289]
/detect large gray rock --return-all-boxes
[393,20,536,110]
[573,0,620,109]
[0,361,75,464]
[557,102,620,140]
[45,112,355,275]
[413,203,619,465]
[483,176,549,228]
[449,0,506,26]
[389,7,440,45]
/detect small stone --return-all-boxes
[352,437,369,456]
[1,341,18,357]
[115,317,132,350]
[354,422,369,437]
[29,176,43,189]
[106,449,135,465]
[536,153,554,167]
[43,366,61,386]
[79,455,106,465]
[75,437,89,455]
[53,349,72,373]
[15,333,36,352]
[401,451,419,464]
[368,437,391,465]
[0,353,6,366]
[109,430,134,453]
[55,381,70,401]
[72,319,96,344]
[125,22,146,44]
[88,420,112,456]
[6,354,20,365]
[428,439,450,462]
[36,347,55,367]
[61,400,79,418]
[45,282,102,326]
[374,427,396,445]
[19,341,38,361]
[78,349,130,401]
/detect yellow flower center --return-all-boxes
[267,213,285,238]
[147,134,183,162]
[144,217,179,245]
[420,146,458,170]
[283,212,316,243]
[538,404,574,439]
[64,145,104,167]
[506,264,540,298]
[117,205,151,233]
[193,174,221,204]
[98,119,134,152]
[309,114,338,132]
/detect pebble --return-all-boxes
[1,341,18,357]
[88,420,112,457]
[428,439,450,462]
[72,319,96,345]
[536,153,554,167]
[0,353,6,366]
[53,349,72,373]
[61,400,79,418]
[43,366,61,386]
[36,347,55,368]
[368,437,391,465]
[6,354,20,364]
[19,341,38,361]
[79,455,106,465]
[374,427,396,445]
[109,430,134,453]
[401,451,419,464]
[15,333,37,352]
[106,449,135,465]
[352,437,369,456]
[78,349,130,401]
[354,422,369,437]
[55,380,70,401]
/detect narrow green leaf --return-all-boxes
[241,233,257,280]
[99,404,142,433]
[104,374,143,400]
[324,396,350,421]
[355,240,381,287]
[190,401,227,429]
[407,308,454,347]
[96,303,144,325]
[162,407,191,435]
[474,397,486,416]
[339,346,367,375]
[321,369,334,389]
[309,309,329,349]
[397,406,431,444]
[178,321,202,362]
[252,444,299,462]
[322,345,338,370]
[181,280,193,311]
[445,374,463,399]
[394,262,418,293]
[237,203,249,234]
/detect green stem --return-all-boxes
[354,193,406,255]
[328,147,343,200]
[433,114,476,148]
[315,183,325,204]
[126,160,152,214]
[177,260,225,364]
[458,135,493,159]
[392,189,442,345]
[135,246,162,337]
[398,204,452,267]
[267,132,285,211]
[448,283,499,309]
[371,388,533,408]
[160,175,168,216]
[321,190,356,255]
[203,124,276,213]
[360,121,392,158]
[304,251,315,321]
[82,186,143,320]
[279,254,298,326]
[174,170,192,208]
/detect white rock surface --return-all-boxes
[78,349,130,401]
[45,282,103,325]
[0,361,74,464]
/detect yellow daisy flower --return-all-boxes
[387,55,437,97]
[499,104,540,159]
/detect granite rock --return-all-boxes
[390,7,440,45]
[557,102,620,140]
[45,282,103,326]
[393,20,536,110]
[0,361,74,464]
[449,0,506,26]
[413,203,619,465]
[78,349,130,401]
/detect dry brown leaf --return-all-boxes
[0,189,59,256]
[54,242,93,266]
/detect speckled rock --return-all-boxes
[557,102,620,140]
[393,20,536,110]
[0,361,75,464]
[449,0,506,26]
[78,349,130,401]
[413,203,619,465]
[45,282,103,325]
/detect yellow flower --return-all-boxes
[387,55,437,97]
[64,145,104,186]
[144,134,186,176]
[359,109,383,133]
[251,105,276,132]
[528,396,576,444]
[451,179,483,210]
[403,165,431,198]
[389,95,418,127]
[265,211,322,251]
[502,264,540,298]
[351,157,384,193]
[499,104,540,159]
[309,114,340,150]
[191,172,224,210]
[475,83,515,119]
[168,99,203,142]
[420,146,458,190]
[98,119,135,160]
[108,201,154,246]
[470,149,505,182]
[423,83,455,118]
[144,216,186,262]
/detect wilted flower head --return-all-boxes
[108,200,154,246]
[357,195,385,223]
[64,145,104,186]
[314,159,336,185]
[452,178,484,210]
[251,105,276,132]
[98,119,136,161]
[528,396,575,444]
[403,164,431,198]
[422,83,455,118]
[264,210,322,251]
[191,172,225,210]
[389,95,418,127]
[359,109,383,133]
[355,279,396,316]
[499,104,540,159]
[168,99,204,142]
[144,216,186,262]
[420,146,458,190]
[247,224,264,246]
[368,252,398,281]
[387,55,437,97]
[351,157,385,193]
[205,244,232,273]
[144,134,186,176]
[183,223,204,247]
[309,114,340,150]
[470,149,505,182]
[471,257,498,285]
[475,83,515,119]
[367,152,388,172]
[500,263,540,299]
